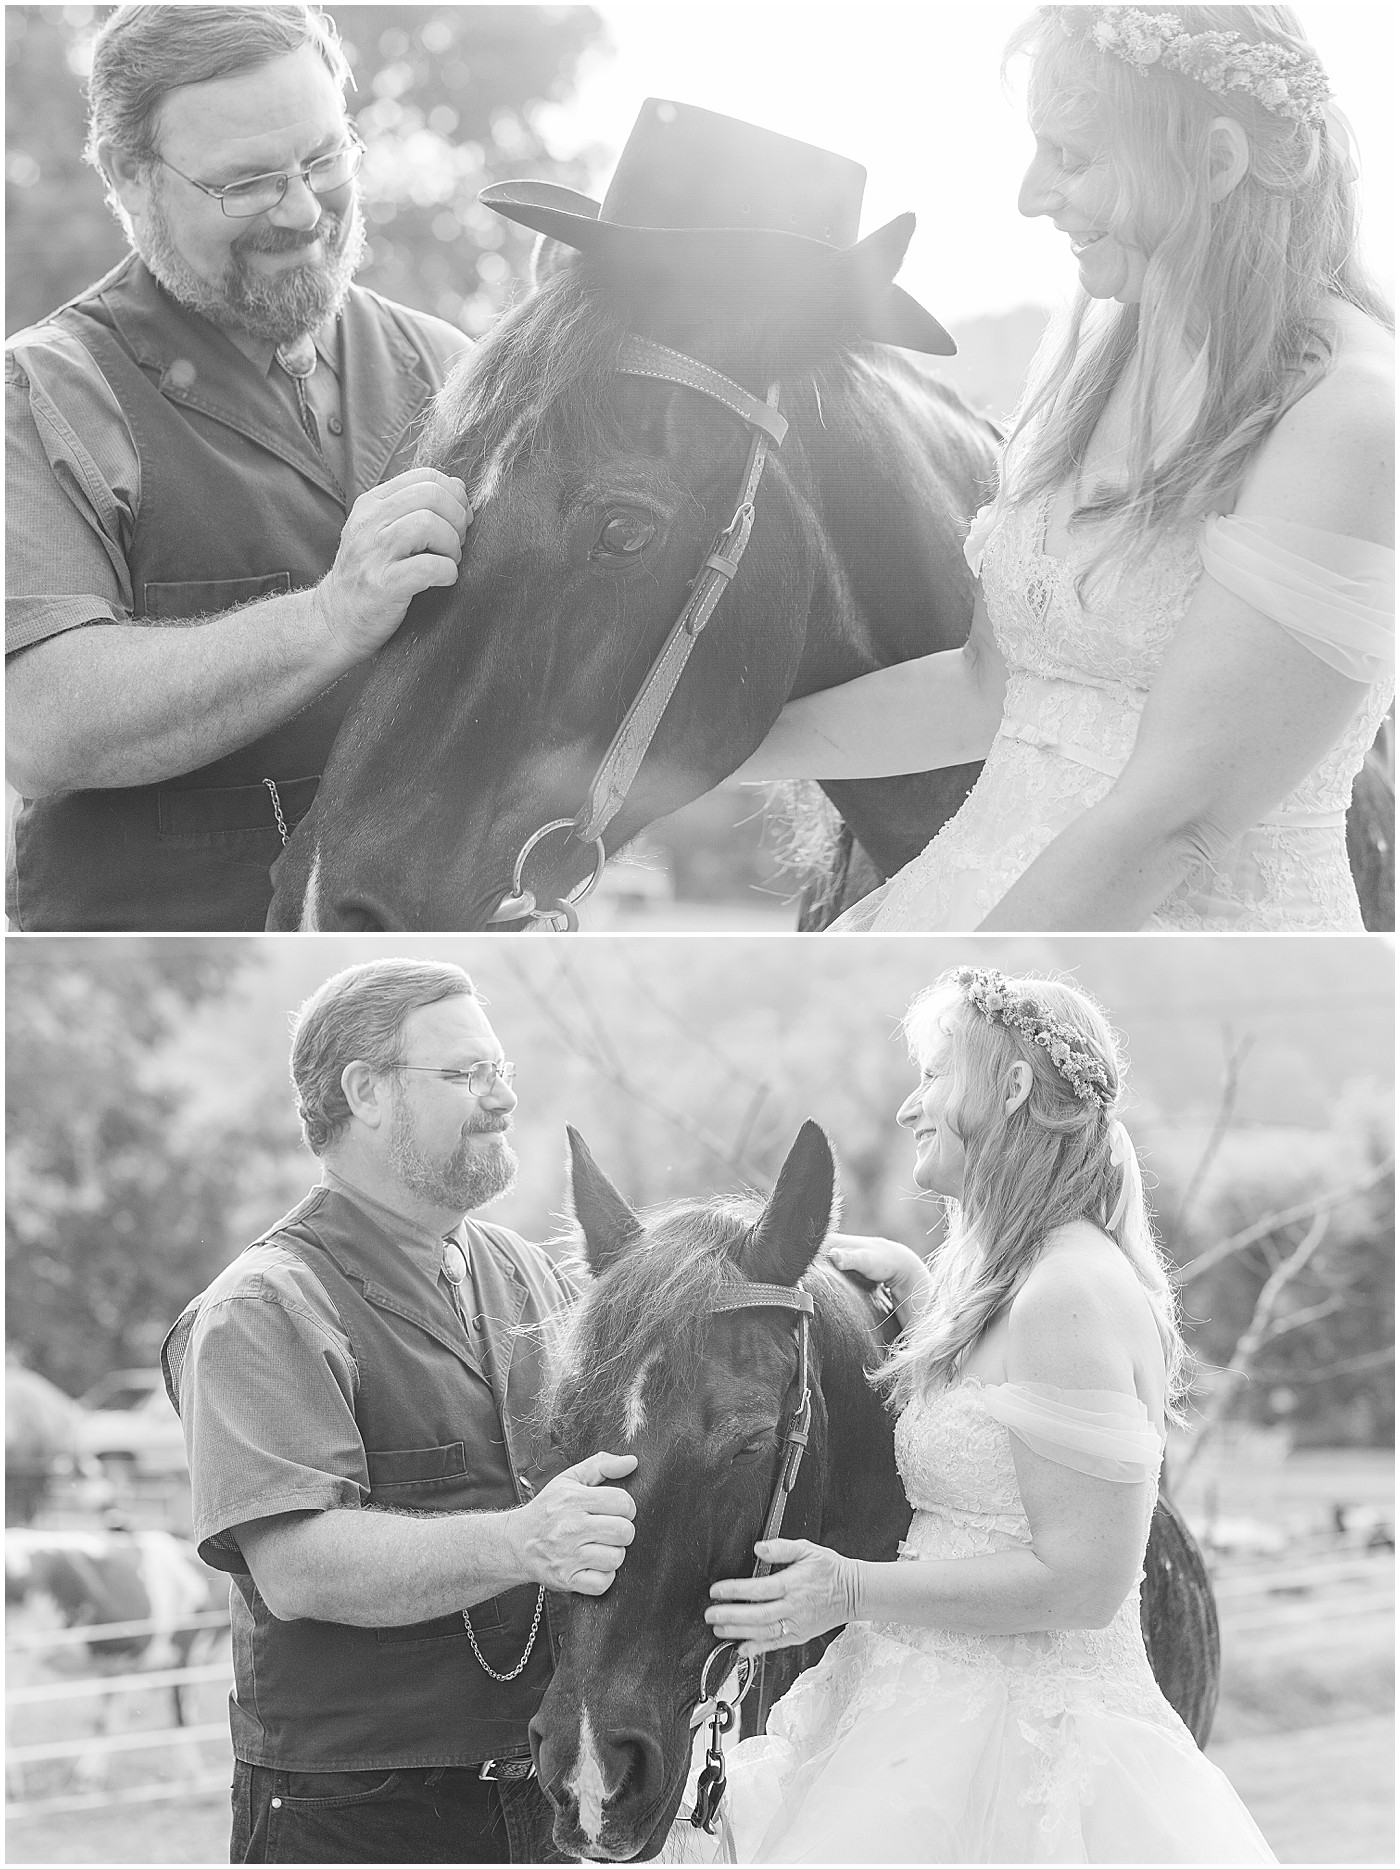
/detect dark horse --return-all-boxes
[266,223,995,929]
[531,1123,1219,1863]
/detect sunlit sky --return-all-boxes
[533,2,1396,326]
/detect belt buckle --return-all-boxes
[478,1757,535,1782]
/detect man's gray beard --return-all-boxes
[138,178,367,344]
[387,1098,520,1215]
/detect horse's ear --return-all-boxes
[566,1125,643,1273]
[744,1121,837,1287]
[531,234,578,291]
[830,211,916,295]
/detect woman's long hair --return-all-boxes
[994,6,1391,582]
[879,971,1191,1422]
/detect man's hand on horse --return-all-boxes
[312,467,473,664]
[518,1451,638,1596]
[705,1537,859,1657]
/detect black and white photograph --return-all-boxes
[3,3,1392,932]
[4,934,1394,1862]
[3,4,1395,1869]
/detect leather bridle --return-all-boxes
[487,335,788,930]
[687,1281,814,1834]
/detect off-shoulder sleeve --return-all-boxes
[1200,515,1394,685]
[980,1382,1164,1483]
[962,502,998,578]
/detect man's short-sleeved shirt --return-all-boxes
[163,1239,370,1569]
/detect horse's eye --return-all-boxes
[731,1438,770,1466]
[592,511,656,561]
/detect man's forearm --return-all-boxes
[6,585,356,795]
[237,1503,534,1627]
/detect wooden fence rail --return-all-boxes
[5,1609,230,1652]
[9,1721,230,1765]
[6,1772,233,1824]
[8,1661,233,1705]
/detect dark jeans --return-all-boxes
[231,1759,563,1863]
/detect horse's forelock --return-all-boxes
[417,266,634,495]
[541,1196,764,1447]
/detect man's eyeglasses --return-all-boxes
[396,1061,517,1095]
[158,136,364,219]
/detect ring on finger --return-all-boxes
[777,1617,790,1639]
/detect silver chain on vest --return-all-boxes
[441,1239,548,1681]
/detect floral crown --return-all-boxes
[950,967,1114,1109]
[1077,8,1333,126]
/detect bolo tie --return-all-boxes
[441,1238,482,1357]
[275,335,344,495]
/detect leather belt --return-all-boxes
[477,1756,536,1782]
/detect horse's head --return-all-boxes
[530,1120,904,1862]
[268,224,980,929]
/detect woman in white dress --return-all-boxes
[737,6,1393,931]
[683,965,1273,1862]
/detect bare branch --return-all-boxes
[554,953,629,1080]
[731,1083,771,1172]
[1170,1028,1254,1240]
[1176,1210,1331,1486]
[1259,1293,1346,1344]
[1178,1155,1393,1286]
[1256,1345,1395,1385]
[499,951,773,1186]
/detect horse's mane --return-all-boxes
[539,1196,881,1451]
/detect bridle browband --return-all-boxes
[488,335,788,930]
[687,1280,814,1835]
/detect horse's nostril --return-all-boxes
[609,1728,666,1811]
[326,895,393,932]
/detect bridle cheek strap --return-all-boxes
[571,337,786,847]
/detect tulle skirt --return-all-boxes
[670,1622,1275,1864]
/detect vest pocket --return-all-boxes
[367,1442,499,1645]
[141,571,292,619]
[367,1442,469,1489]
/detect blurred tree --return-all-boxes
[4,6,126,335]
[6,938,258,1394]
[1166,1085,1394,1451]
[5,3,605,337]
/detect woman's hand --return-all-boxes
[706,1537,860,1658]
[827,1234,933,1323]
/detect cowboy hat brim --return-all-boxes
[479,181,956,356]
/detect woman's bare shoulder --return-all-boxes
[1009,1227,1141,1328]
[1234,308,1393,543]
[1005,1230,1157,1392]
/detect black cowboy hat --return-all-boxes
[480,98,956,356]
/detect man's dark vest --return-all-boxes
[9,256,466,933]
[219,1187,572,1771]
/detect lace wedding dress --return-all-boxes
[670,1379,1274,1863]
[832,496,1394,931]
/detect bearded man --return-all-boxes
[6,5,473,931]
[162,958,637,1863]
